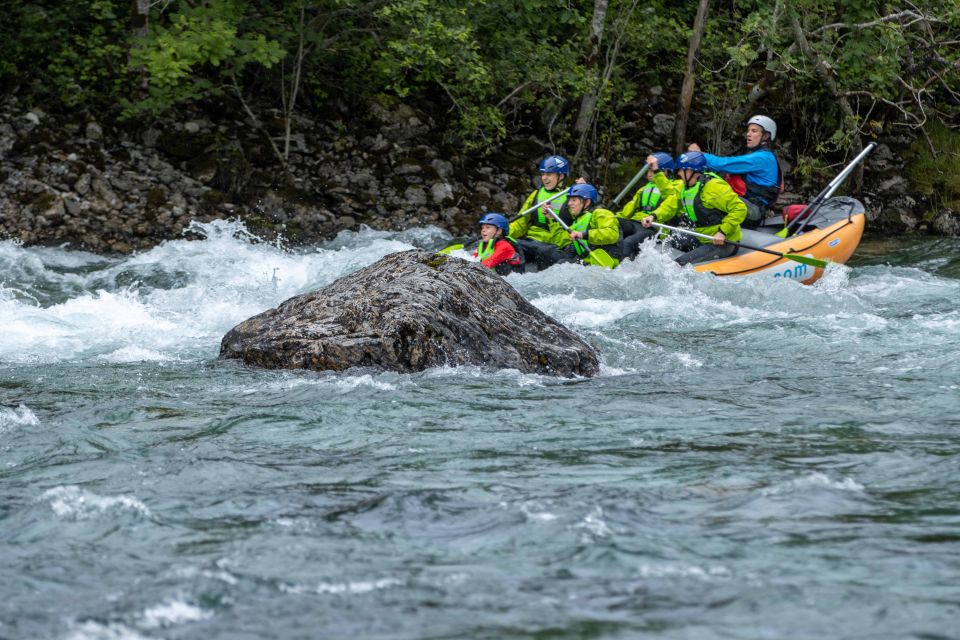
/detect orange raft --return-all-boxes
[689,196,865,285]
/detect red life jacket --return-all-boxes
[725,175,747,197]
[782,204,811,224]
[722,146,784,209]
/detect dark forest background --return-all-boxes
[1,0,958,248]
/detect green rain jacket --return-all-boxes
[648,175,746,243]
[508,187,570,246]
[618,173,684,221]
[617,182,661,220]
[568,207,621,268]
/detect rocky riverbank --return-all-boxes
[1,95,956,254]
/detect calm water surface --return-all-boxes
[2,222,959,639]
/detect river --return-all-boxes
[2,220,959,639]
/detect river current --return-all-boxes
[2,220,958,639]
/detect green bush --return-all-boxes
[906,122,960,210]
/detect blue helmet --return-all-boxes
[652,152,674,171]
[568,183,599,203]
[478,212,510,234]
[675,151,707,172]
[538,155,570,175]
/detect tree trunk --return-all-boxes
[282,6,307,163]
[130,0,149,39]
[573,0,609,167]
[129,0,151,92]
[674,0,710,158]
[728,0,788,135]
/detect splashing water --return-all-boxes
[1,222,959,639]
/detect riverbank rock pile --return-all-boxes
[1,94,956,253]
[219,250,600,377]
[0,96,536,253]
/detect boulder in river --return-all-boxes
[219,250,600,377]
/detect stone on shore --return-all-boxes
[219,250,600,377]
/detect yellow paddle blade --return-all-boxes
[782,253,829,269]
[587,247,618,269]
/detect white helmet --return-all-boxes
[747,115,777,142]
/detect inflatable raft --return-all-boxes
[681,196,866,284]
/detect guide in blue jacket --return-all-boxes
[688,115,781,228]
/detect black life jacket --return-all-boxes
[492,237,525,275]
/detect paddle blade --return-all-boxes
[588,248,619,269]
[783,253,829,269]
[438,243,464,254]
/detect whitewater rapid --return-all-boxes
[1,217,920,369]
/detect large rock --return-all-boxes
[219,250,600,377]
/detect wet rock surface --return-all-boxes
[219,250,600,377]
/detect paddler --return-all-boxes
[687,115,782,229]
[640,151,747,266]
[616,152,678,260]
[560,183,622,268]
[508,155,576,271]
[472,213,525,275]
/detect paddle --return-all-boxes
[438,187,572,254]
[546,208,618,269]
[651,221,829,269]
[787,142,877,236]
[611,162,651,207]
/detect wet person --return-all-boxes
[617,152,678,260]
[640,151,746,266]
[688,115,781,228]
[561,183,622,268]
[473,213,524,275]
[509,155,575,270]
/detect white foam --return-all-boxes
[40,485,151,520]
[281,577,402,595]
[762,472,865,496]
[813,262,851,292]
[64,621,148,640]
[598,363,632,376]
[519,502,559,522]
[140,598,212,629]
[417,364,550,386]
[672,352,704,368]
[333,374,399,392]
[914,310,960,333]
[575,506,612,538]
[97,346,179,363]
[0,404,40,429]
[172,565,239,586]
[636,563,732,580]
[534,293,651,329]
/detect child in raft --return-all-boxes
[473,213,525,275]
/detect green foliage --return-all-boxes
[0,0,957,178]
[0,0,129,109]
[906,123,960,210]
[371,0,587,151]
[125,3,284,116]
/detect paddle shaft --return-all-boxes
[439,187,572,253]
[788,142,877,235]
[611,163,651,207]
[651,222,828,268]
[510,187,570,223]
